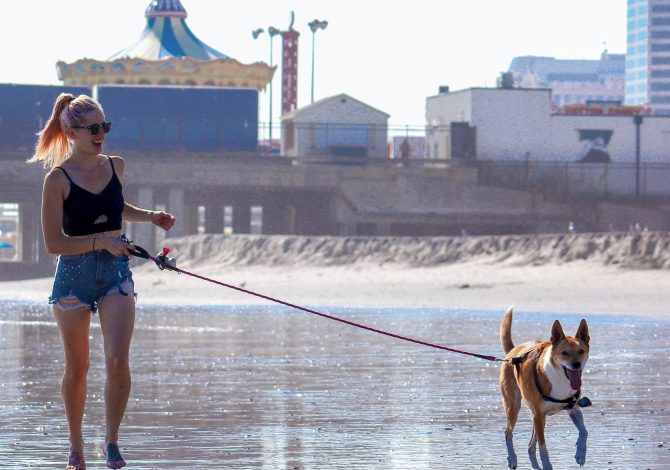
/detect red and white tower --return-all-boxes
[280,12,300,115]
[281,29,299,114]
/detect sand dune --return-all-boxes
[161,231,670,270]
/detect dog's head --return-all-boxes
[550,319,590,390]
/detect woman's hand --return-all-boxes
[150,211,175,231]
[97,237,134,257]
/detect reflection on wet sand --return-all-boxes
[1,301,669,468]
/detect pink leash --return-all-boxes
[130,245,505,363]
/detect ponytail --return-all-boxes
[27,93,103,169]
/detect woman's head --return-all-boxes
[28,93,105,168]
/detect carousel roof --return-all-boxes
[109,0,229,61]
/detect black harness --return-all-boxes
[511,351,591,410]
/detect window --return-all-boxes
[651,30,670,39]
[651,17,670,26]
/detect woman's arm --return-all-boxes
[123,202,175,230]
[114,155,175,231]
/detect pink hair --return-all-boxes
[27,93,104,168]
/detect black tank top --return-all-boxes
[56,157,125,236]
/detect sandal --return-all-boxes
[103,442,126,469]
[65,448,86,470]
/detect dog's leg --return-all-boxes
[501,365,520,469]
[527,429,540,469]
[532,413,553,470]
[569,408,588,466]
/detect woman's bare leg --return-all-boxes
[98,292,135,446]
[53,306,91,461]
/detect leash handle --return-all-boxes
[128,244,150,259]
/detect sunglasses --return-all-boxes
[71,121,112,135]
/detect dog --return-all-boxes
[499,307,590,470]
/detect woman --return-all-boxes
[28,93,175,469]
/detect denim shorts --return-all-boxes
[49,236,135,314]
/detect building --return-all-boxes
[507,52,625,109]
[626,0,670,115]
[0,84,92,156]
[425,86,669,163]
[281,94,389,158]
[57,0,274,90]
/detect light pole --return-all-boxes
[308,19,328,103]
[634,114,643,197]
[253,26,280,141]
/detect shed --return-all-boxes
[281,94,389,158]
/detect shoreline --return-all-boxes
[2,259,668,320]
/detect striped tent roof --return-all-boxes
[110,0,229,61]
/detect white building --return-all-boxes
[281,94,389,158]
[425,86,670,163]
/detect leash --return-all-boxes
[129,245,506,363]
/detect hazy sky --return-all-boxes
[1,0,626,126]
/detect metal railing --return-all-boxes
[475,159,670,199]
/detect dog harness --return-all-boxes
[511,351,592,410]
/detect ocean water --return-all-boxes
[0,300,668,469]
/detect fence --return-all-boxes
[476,160,670,198]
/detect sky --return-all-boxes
[1,0,627,127]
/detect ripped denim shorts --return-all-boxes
[49,235,135,314]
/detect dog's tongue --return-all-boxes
[567,368,582,390]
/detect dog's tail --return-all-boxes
[500,307,515,354]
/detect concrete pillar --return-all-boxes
[376,223,392,236]
[285,205,297,235]
[184,204,199,235]
[232,204,251,234]
[134,187,156,254]
[19,202,39,263]
[167,189,186,238]
[262,202,285,234]
[338,223,357,236]
[205,204,224,234]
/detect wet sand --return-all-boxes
[1,301,669,469]
[3,259,670,320]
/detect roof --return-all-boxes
[109,0,228,61]
[283,94,390,119]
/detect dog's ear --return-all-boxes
[576,319,590,345]
[551,320,565,345]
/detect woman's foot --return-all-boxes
[103,442,126,469]
[66,448,86,470]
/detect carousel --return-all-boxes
[57,0,275,89]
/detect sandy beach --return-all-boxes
[1,232,669,319]
[2,233,669,468]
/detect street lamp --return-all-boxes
[253,26,281,141]
[634,114,643,197]
[308,19,328,103]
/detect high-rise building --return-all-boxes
[626,0,670,115]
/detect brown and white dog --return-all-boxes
[499,307,590,470]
